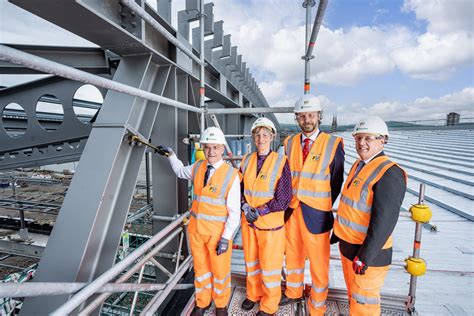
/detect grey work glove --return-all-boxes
[245,207,259,223]
[216,237,229,256]
[155,145,173,157]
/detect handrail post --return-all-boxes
[406,183,425,314]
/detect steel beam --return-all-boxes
[19,54,167,314]
[207,107,294,114]
[0,44,110,75]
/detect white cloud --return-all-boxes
[335,86,474,125]
[402,0,473,35]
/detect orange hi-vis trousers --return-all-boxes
[241,217,286,314]
[285,206,330,315]
[341,253,390,316]
[340,253,390,316]
[189,232,233,308]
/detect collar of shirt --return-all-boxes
[301,129,320,143]
[208,159,224,169]
[363,150,384,164]
[257,151,271,161]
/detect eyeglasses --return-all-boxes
[253,132,272,139]
[354,135,384,143]
[295,113,318,121]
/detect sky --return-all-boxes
[1,0,473,125]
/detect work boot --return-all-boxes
[256,311,274,316]
[241,298,256,310]
[279,293,302,306]
[190,303,211,316]
[215,307,228,316]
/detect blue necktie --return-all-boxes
[347,161,365,188]
[203,165,213,186]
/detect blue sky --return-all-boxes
[1,0,473,125]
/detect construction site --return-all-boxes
[1,0,473,315]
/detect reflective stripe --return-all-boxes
[286,268,305,275]
[267,153,285,193]
[352,293,380,305]
[262,269,281,277]
[195,283,212,293]
[285,135,295,158]
[193,195,226,206]
[193,160,205,179]
[241,155,251,174]
[247,269,261,277]
[214,283,231,295]
[195,271,212,282]
[298,171,330,181]
[286,281,303,288]
[337,215,368,234]
[340,195,371,213]
[359,160,392,204]
[320,135,338,171]
[190,212,228,223]
[263,281,281,289]
[246,260,259,268]
[219,166,236,199]
[244,189,273,199]
[214,273,230,285]
[312,285,328,293]
[310,297,326,308]
[296,189,331,198]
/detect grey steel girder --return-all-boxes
[0,76,106,170]
[0,44,111,75]
[20,55,170,314]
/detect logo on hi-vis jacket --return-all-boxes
[312,154,321,161]
[352,179,361,187]
[209,185,217,193]
[259,173,268,180]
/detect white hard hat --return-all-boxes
[201,127,226,144]
[251,117,276,134]
[294,94,322,113]
[352,116,389,137]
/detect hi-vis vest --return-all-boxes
[241,152,287,229]
[334,156,407,248]
[284,132,342,211]
[189,160,238,236]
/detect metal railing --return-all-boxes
[0,212,192,315]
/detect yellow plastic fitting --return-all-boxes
[405,257,427,276]
[409,204,432,223]
[194,148,206,161]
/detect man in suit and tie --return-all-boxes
[332,116,407,315]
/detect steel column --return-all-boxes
[19,54,165,315]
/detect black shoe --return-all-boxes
[256,311,274,316]
[215,307,228,316]
[279,293,303,306]
[241,298,256,311]
[190,303,211,316]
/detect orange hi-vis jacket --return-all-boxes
[284,132,342,211]
[189,160,238,236]
[241,152,287,229]
[334,156,407,248]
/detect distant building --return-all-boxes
[331,115,337,132]
[446,112,460,126]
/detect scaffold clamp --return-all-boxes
[409,204,432,223]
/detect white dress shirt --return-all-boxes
[363,150,383,164]
[168,154,241,240]
[301,128,320,146]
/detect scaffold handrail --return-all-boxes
[0,282,194,298]
[0,45,202,114]
[50,211,189,315]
